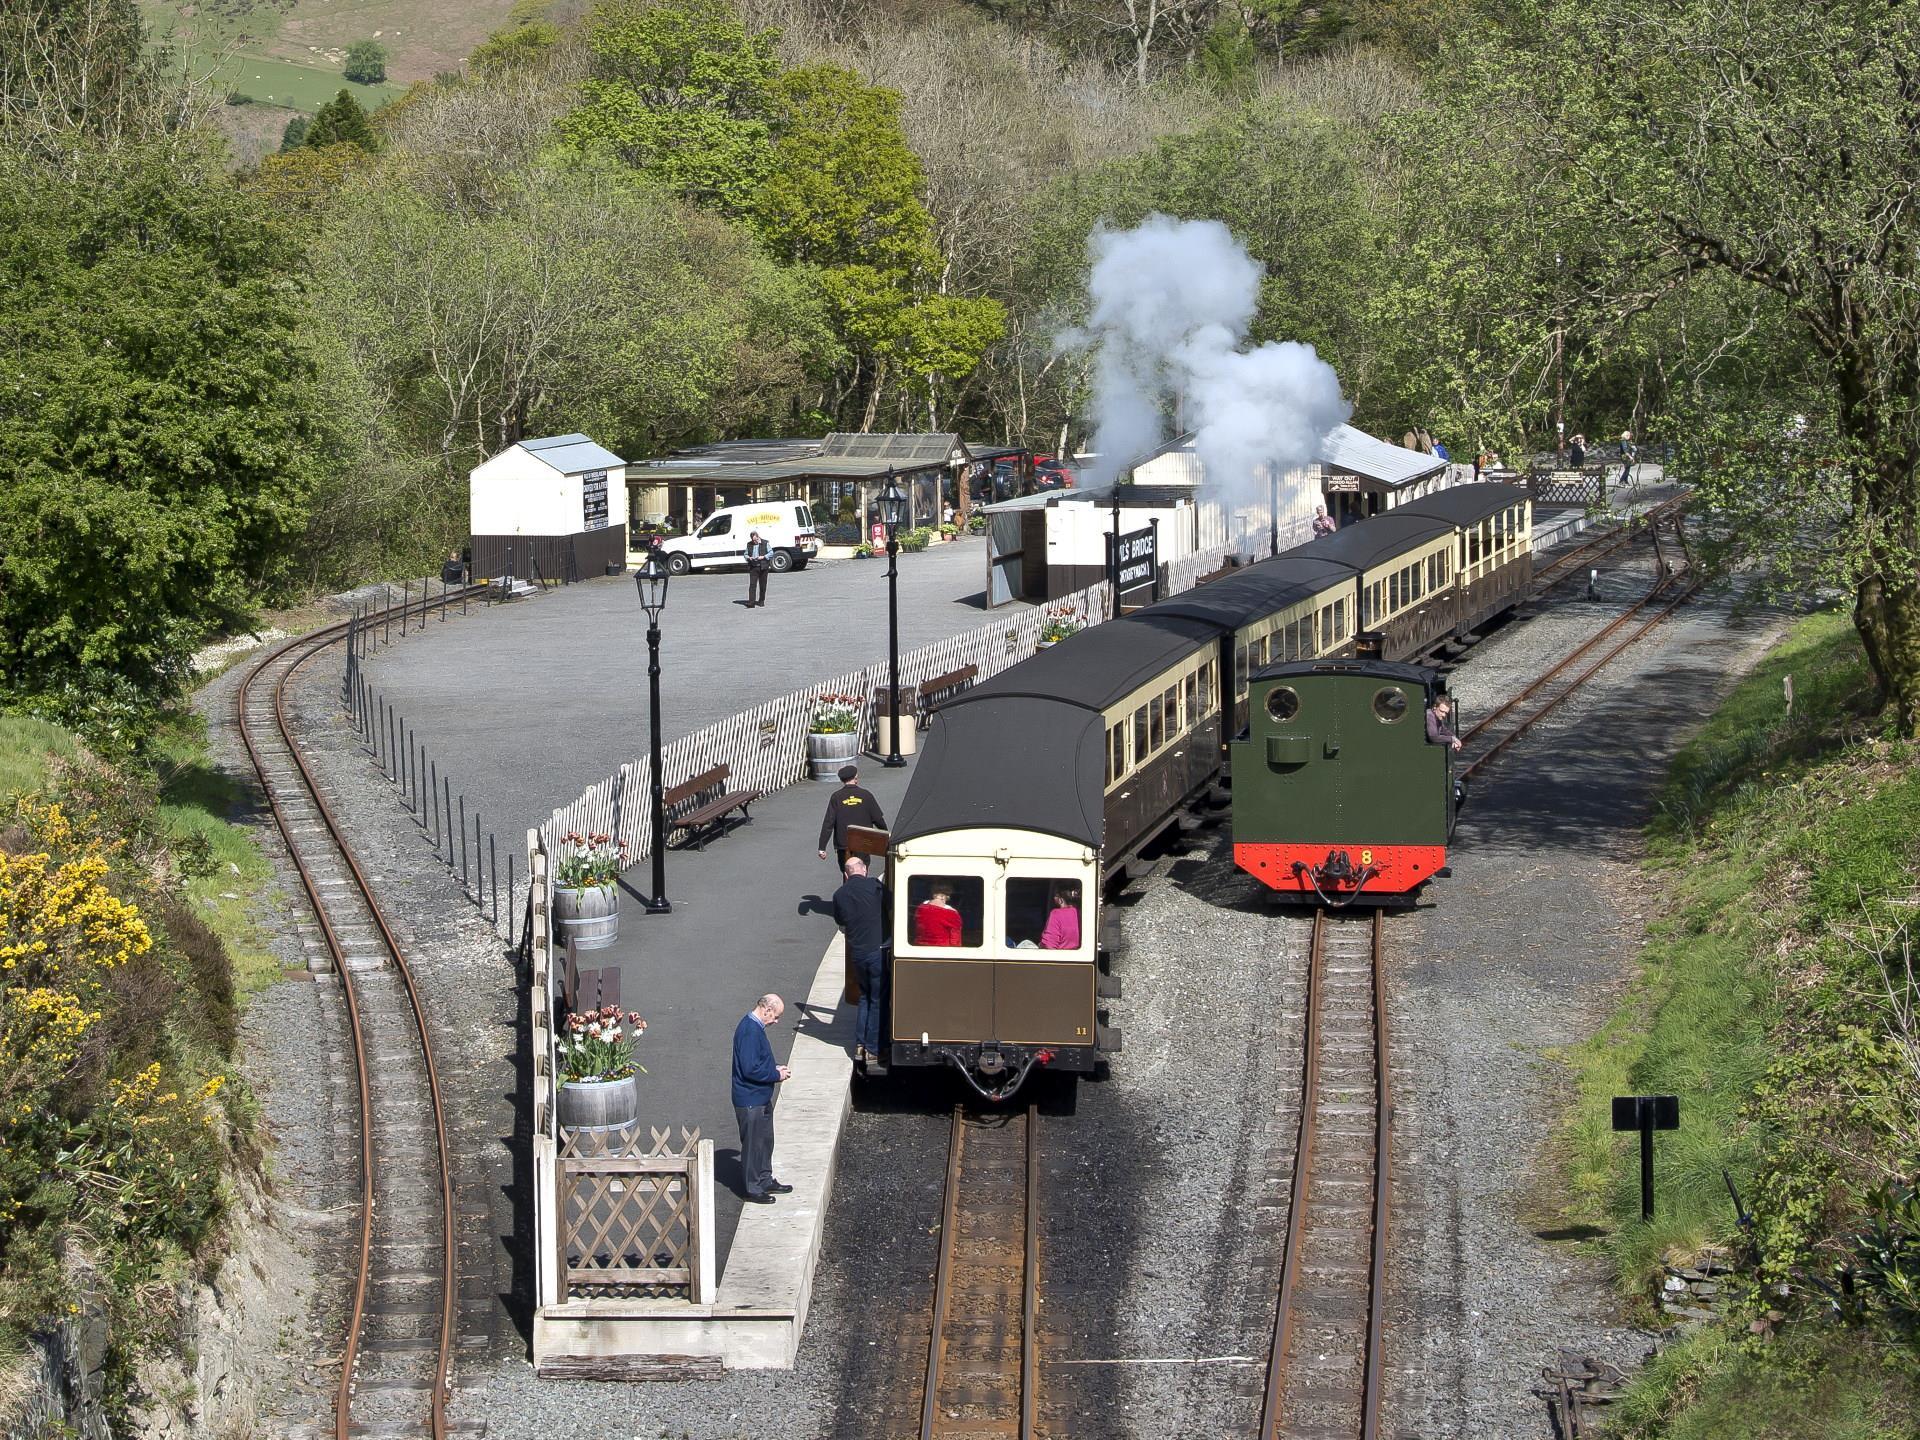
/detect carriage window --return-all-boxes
[1163,684,1179,734]
[1133,705,1149,759]
[1235,639,1249,689]
[1007,877,1083,952]
[1267,686,1300,721]
[1150,691,1166,749]
[1184,671,1199,721]
[1201,661,1215,712]
[1372,686,1410,723]
[1107,724,1125,784]
[1334,598,1347,641]
[908,874,983,949]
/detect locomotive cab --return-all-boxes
[1230,659,1454,904]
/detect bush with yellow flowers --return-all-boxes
[1,788,244,1369]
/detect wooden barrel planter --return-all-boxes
[554,883,620,951]
[555,1073,639,1131]
[807,729,861,781]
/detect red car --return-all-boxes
[1033,455,1077,489]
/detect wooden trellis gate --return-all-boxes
[556,1123,715,1303]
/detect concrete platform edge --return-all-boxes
[531,935,853,1373]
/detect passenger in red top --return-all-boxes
[912,885,964,946]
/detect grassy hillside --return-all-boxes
[1553,611,1920,1437]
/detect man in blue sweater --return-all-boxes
[731,993,792,1203]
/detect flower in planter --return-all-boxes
[1039,607,1085,643]
[809,694,861,734]
[557,1005,648,1083]
[556,831,626,888]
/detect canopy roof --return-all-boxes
[1320,424,1447,488]
[891,696,1106,847]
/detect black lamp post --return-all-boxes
[1110,481,1124,616]
[879,469,909,768]
[634,554,672,913]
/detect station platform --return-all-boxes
[1530,470,1676,552]
[550,754,918,1368]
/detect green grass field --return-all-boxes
[196,49,401,111]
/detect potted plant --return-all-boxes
[553,831,626,951]
[939,522,961,541]
[1037,609,1085,650]
[554,1004,648,1130]
[806,694,863,780]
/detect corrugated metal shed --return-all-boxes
[519,433,626,474]
[1318,424,1445,488]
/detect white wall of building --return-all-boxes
[470,448,626,537]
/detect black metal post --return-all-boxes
[1150,517,1162,602]
[490,833,498,925]
[507,854,516,945]
[460,794,469,889]
[1640,1112,1656,1222]
[443,779,453,870]
[383,701,393,774]
[1110,486,1122,617]
[430,761,440,849]
[883,535,905,768]
[382,588,391,645]
[1268,467,1279,556]
[644,618,671,912]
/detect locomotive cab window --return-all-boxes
[1267,686,1300,722]
[1007,878,1084,952]
[1372,686,1410,723]
[908,875,983,948]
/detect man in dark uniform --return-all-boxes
[832,857,889,1073]
[817,763,886,871]
[744,530,771,607]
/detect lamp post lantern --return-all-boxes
[879,469,909,769]
[634,555,672,913]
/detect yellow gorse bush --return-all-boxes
[2,799,153,1086]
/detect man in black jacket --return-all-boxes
[744,530,771,607]
[832,857,889,1071]
[817,764,886,871]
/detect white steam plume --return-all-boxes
[1068,214,1350,500]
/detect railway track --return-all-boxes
[1260,908,1389,1440]
[237,611,460,1440]
[1460,570,1709,782]
[921,1104,1041,1440]
[1527,492,1690,598]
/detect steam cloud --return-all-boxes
[1068,215,1351,498]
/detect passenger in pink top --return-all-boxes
[1039,884,1081,950]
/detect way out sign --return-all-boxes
[1612,1094,1679,1221]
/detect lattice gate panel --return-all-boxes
[558,1124,702,1301]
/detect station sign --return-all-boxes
[582,470,609,531]
[1115,524,1158,605]
[1325,473,1362,493]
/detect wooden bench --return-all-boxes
[663,763,761,850]
[914,664,979,717]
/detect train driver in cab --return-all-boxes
[1426,694,1463,752]
[912,883,964,946]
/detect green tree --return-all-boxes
[305,88,378,152]
[343,38,387,85]
[0,141,320,740]
[279,114,309,150]
[559,0,779,215]
[1437,0,1920,730]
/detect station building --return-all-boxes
[468,433,628,581]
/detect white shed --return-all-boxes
[469,434,629,581]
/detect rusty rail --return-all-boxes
[1528,493,1690,597]
[922,1104,1040,1440]
[1261,909,1390,1439]
[235,589,471,1440]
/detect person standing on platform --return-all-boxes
[1311,505,1337,539]
[744,530,771,607]
[818,764,886,870]
[832,857,890,1072]
[731,993,791,1203]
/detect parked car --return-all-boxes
[656,500,819,574]
[1033,455,1077,489]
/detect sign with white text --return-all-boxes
[1115,524,1158,605]
[582,471,609,530]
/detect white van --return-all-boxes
[657,500,820,575]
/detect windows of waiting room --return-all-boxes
[908,874,983,948]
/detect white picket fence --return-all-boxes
[544,578,1113,855]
